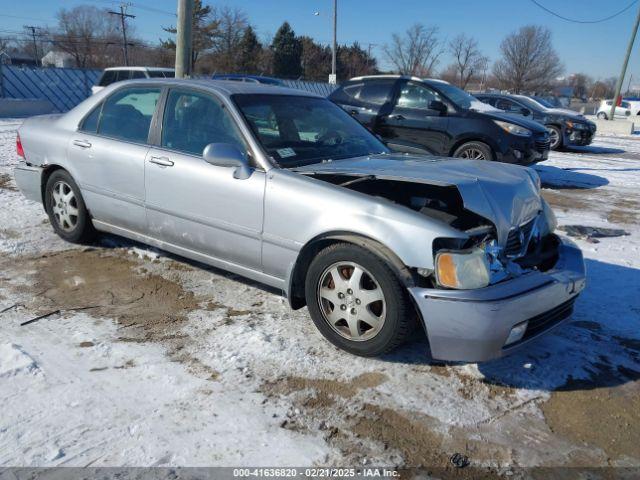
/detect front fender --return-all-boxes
[261,169,467,287]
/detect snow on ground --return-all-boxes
[0,119,638,471]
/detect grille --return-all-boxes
[505,217,536,257]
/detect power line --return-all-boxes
[23,25,41,65]
[529,0,639,24]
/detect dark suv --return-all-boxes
[475,93,596,150]
[328,75,551,164]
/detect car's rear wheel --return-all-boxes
[547,125,563,150]
[452,141,493,160]
[597,111,608,120]
[44,170,96,243]
[305,243,413,356]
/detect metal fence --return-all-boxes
[0,64,101,112]
[281,79,338,97]
[0,64,338,113]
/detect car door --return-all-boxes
[144,87,265,270]
[380,80,450,155]
[68,86,162,233]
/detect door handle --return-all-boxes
[349,109,359,116]
[73,139,92,148]
[149,156,174,167]
[392,114,405,121]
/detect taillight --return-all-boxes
[16,133,25,159]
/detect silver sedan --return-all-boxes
[13,79,586,361]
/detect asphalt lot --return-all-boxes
[0,119,639,474]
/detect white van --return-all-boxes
[91,67,175,94]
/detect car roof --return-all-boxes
[104,66,175,72]
[117,78,321,98]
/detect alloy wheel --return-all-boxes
[51,181,79,232]
[459,147,487,160]
[317,261,386,342]
[548,127,560,149]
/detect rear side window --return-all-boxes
[359,80,395,105]
[114,70,129,82]
[330,79,394,106]
[80,104,102,133]
[98,71,117,87]
[161,89,245,156]
[130,70,145,79]
[98,87,161,143]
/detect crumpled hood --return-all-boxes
[295,154,542,245]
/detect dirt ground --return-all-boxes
[1,124,639,473]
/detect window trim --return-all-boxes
[75,84,165,147]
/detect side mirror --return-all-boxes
[429,100,448,114]
[520,107,531,116]
[203,143,252,180]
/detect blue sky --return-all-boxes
[2,0,639,82]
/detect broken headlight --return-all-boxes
[435,248,490,289]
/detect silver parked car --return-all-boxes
[13,79,586,362]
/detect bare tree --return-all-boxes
[384,24,443,76]
[493,25,563,93]
[446,34,488,89]
[53,5,120,68]
[568,73,591,99]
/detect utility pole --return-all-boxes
[330,0,337,84]
[610,3,640,120]
[23,26,40,66]
[175,0,194,78]
[108,3,135,66]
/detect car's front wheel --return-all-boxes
[452,141,493,160]
[547,125,563,150]
[305,243,413,356]
[597,111,608,120]
[44,170,96,243]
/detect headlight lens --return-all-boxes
[493,120,532,137]
[435,248,490,289]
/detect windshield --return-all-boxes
[433,83,500,112]
[531,96,556,108]
[233,94,389,167]
[515,96,546,111]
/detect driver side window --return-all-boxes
[397,82,441,109]
[162,89,246,156]
[495,99,521,113]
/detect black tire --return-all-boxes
[597,112,608,120]
[452,141,493,161]
[547,125,563,151]
[305,243,413,357]
[44,169,96,243]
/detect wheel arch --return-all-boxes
[286,231,416,310]
[40,164,67,209]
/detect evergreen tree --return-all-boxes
[237,25,261,74]
[271,22,302,78]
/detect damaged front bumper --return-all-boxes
[408,236,586,362]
